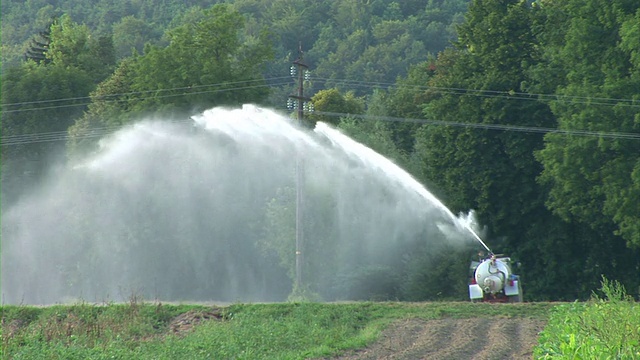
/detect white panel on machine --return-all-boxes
[469,284,483,299]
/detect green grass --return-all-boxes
[534,278,640,359]
[2,300,553,360]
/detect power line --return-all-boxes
[311,77,640,108]
[1,81,293,114]
[0,118,190,146]
[1,77,294,114]
[1,76,292,108]
[309,111,640,140]
[2,74,639,146]
[3,109,639,147]
[3,76,639,115]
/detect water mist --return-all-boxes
[1,105,485,305]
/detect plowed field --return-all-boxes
[323,317,546,360]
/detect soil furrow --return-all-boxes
[319,317,546,360]
[422,318,486,359]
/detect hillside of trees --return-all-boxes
[1,0,639,302]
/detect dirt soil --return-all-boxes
[168,308,225,335]
[321,317,546,360]
[169,309,545,359]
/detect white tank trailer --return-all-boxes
[469,254,523,302]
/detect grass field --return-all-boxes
[2,279,638,359]
[2,300,553,359]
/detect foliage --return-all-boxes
[405,0,640,301]
[531,0,640,249]
[307,0,467,94]
[1,300,203,358]
[400,243,474,301]
[410,0,566,300]
[2,0,640,303]
[2,0,470,99]
[259,187,297,281]
[287,283,324,303]
[126,4,273,114]
[534,277,640,359]
[0,0,220,68]
[111,15,160,60]
[1,14,117,209]
[2,301,555,359]
[309,88,365,127]
[47,15,116,82]
[338,117,408,170]
[67,4,274,155]
[383,60,437,154]
[1,61,98,206]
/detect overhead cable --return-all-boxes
[3,109,639,147]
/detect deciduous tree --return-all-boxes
[532,0,640,249]
[412,0,613,299]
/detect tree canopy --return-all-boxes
[530,0,640,249]
[2,0,640,301]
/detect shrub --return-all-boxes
[534,276,640,359]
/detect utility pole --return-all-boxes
[288,44,311,291]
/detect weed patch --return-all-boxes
[534,277,640,359]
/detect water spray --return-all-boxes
[3,106,501,305]
[314,122,493,255]
[464,226,492,255]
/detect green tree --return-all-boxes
[112,15,159,60]
[309,88,364,127]
[260,187,297,281]
[67,58,138,157]
[411,0,618,300]
[2,16,112,205]
[68,3,274,153]
[1,61,94,206]
[313,29,371,84]
[348,21,427,85]
[337,89,413,170]
[384,60,438,154]
[129,4,272,113]
[330,0,373,37]
[532,0,640,249]
[419,0,551,230]
[47,15,116,83]
[259,183,343,301]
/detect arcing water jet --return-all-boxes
[2,105,488,305]
[314,122,492,255]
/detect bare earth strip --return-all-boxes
[321,318,546,360]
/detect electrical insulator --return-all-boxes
[303,102,314,112]
[290,65,296,77]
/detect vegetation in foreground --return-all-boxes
[2,299,553,360]
[534,278,640,359]
[3,278,638,359]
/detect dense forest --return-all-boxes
[1,0,639,302]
